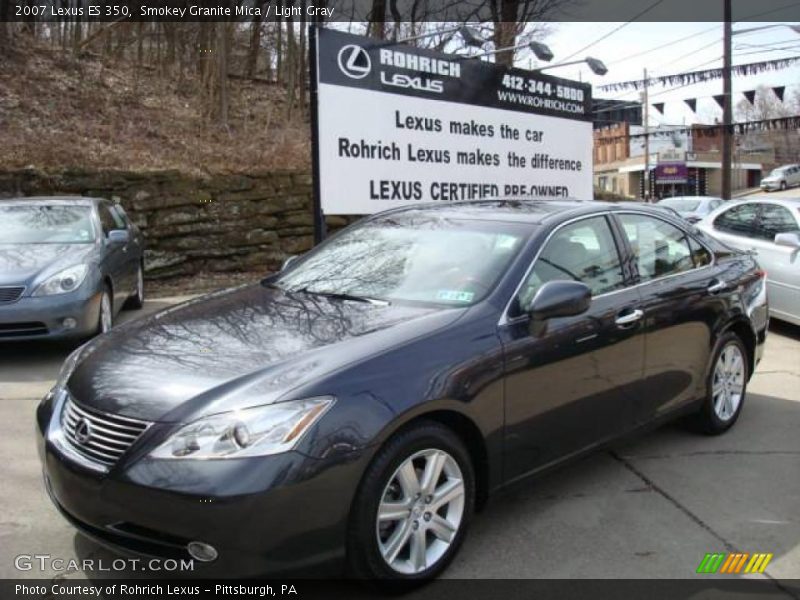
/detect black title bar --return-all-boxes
[4,0,800,22]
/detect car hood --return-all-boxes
[0,243,95,287]
[762,176,780,183]
[67,283,464,422]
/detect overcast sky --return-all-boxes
[531,21,800,127]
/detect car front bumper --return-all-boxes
[36,390,368,577]
[0,288,100,341]
[760,182,781,191]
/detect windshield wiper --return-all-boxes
[293,287,390,306]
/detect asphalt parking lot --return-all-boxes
[0,297,798,583]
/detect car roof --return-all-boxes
[0,195,104,207]
[372,198,676,225]
[732,197,800,206]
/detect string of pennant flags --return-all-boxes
[598,56,800,92]
[649,86,788,115]
[594,115,800,146]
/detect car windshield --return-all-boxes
[0,205,95,244]
[659,198,701,212]
[275,216,530,306]
[769,168,788,177]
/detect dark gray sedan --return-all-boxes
[0,196,145,341]
[38,200,767,582]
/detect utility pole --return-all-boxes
[722,0,733,199]
[643,67,650,202]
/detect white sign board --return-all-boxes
[312,29,594,215]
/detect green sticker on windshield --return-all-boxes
[436,290,475,303]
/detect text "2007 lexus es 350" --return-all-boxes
[37,200,767,581]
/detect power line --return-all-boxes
[596,54,727,108]
[650,38,723,72]
[558,0,666,64]
[607,26,720,67]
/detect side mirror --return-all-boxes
[281,254,300,271]
[107,229,130,245]
[528,281,591,321]
[774,232,800,249]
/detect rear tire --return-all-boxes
[692,332,749,434]
[347,422,475,584]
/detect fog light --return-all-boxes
[62,318,77,330]
[187,541,218,562]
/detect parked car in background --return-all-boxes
[760,164,800,192]
[39,200,767,582]
[697,198,800,326]
[658,196,725,223]
[0,197,145,341]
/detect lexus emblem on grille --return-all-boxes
[74,418,92,445]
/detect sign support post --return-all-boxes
[309,25,326,245]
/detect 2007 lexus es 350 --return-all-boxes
[37,200,768,581]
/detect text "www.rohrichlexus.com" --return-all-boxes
[15,554,194,572]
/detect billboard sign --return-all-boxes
[311,28,594,216]
[656,162,688,184]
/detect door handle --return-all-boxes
[615,309,644,327]
[707,280,727,294]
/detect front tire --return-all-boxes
[96,287,113,336]
[780,180,787,191]
[693,333,749,434]
[125,263,145,310]
[347,422,475,583]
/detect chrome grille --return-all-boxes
[61,396,151,466]
[0,286,24,304]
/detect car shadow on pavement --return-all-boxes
[769,319,800,342]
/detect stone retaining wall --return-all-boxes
[0,169,353,279]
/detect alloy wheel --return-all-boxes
[376,448,465,575]
[136,267,144,301]
[712,343,745,421]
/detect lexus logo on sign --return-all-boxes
[337,44,371,79]
[74,418,92,445]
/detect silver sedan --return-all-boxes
[697,197,800,326]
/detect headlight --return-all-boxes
[149,397,335,460]
[33,265,89,296]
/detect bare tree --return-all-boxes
[736,85,799,164]
[485,0,569,67]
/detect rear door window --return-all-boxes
[758,204,800,240]
[713,203,760,238]
[618,213,695,282]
